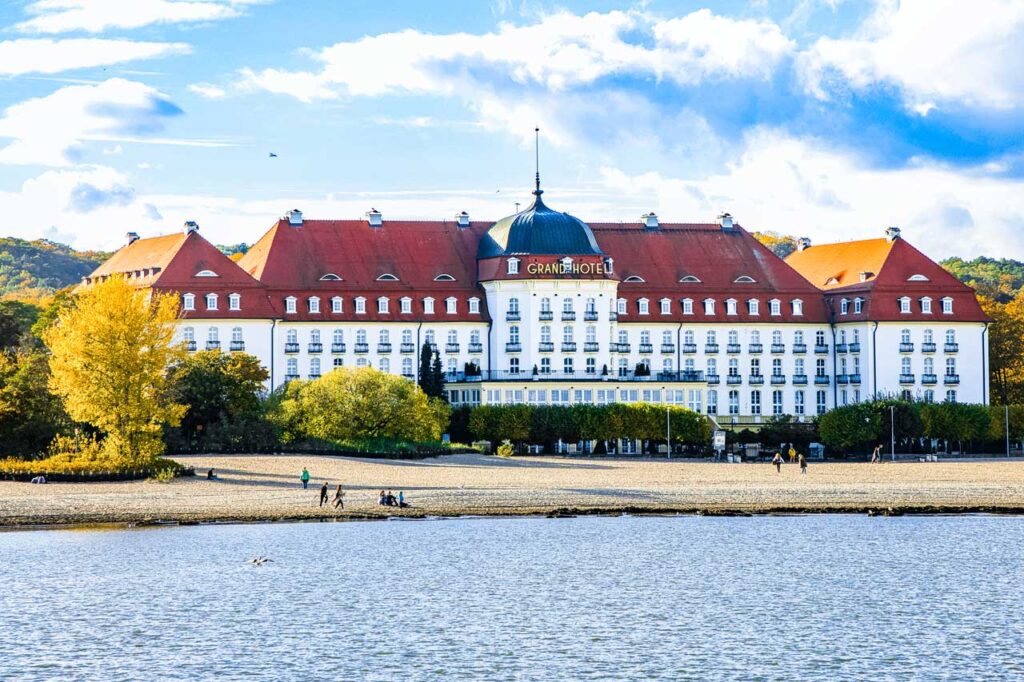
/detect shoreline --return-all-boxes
[3,453,1024,531]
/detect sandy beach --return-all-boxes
[2,453,1024,528]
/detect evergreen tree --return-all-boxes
[417,342,434,395]
[430,349,447,401]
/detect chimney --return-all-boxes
[641,212,659,229]
[796,237,811,252]
[365,208,383,227]
[716,212,734,229]
[183,220,199,234]
[885,226,901,242]
[126,231,140,246]
[287,208,303,226]
[455,211,470,228]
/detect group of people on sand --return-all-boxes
[378,490,407,508]
[771,445,808,474]
[299,467,408,510]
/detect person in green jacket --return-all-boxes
[300,468,310,489]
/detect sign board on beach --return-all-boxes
[713,430,726,450]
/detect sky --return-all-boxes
[0,0,1022,259]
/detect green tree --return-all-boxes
[0,300,41,349]
[0,350,69,457]
[418,343,446,399]
[818,403,881,452]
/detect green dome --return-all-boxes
[477,188,603,259]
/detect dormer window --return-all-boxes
[400,297,412,314]
[769,299,781,316]
[921,297,932,314]
[308,297,320,314]
[331,296,343,313]
[228,293,240,311]
[205,294,218,310]
[899,296,911,314]
[942,297,953,314]
[182,293,195,311]
[446,297,457,314]
[434,274,456,282]
[703,298,715,315]
[734,275,756,283]
[825,277,839,286]
[623,275,645,283]
[725,299,737,316]
[854,297,863,314]
[682,298,693,315]
[195,270,218,278]
[617,298,627,315]
[378,297,389,314]
[660,298,671,315]
[908,274,930,282]
[376,273,399,282]
[791,299,803,316]
[507,258,520,275]
[638,298,649,315]
[747,299,759,315]
[319,273,342,281]
[679,275,701,283]
[285,296,297,314]
[840,298,849,315]
[469,297,480,314]
[355,297,366,314]
[424,297,435,314]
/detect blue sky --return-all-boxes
[0,0,1022,258]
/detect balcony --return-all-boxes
[727,375,742,385]
[539,311,553,321]
[284,373,300,382]
[230,341,245,352]
[584,311,599,321]
[814,375,830,385]
[727,344,741,354]
[849,373,862,384]
[468,343,483,353]
[706,374,720,385]
[446,369,712,383]
[561,311,576,321]
[538,342,554,352]
[400,343,415,353]
[184,340,197,352]
[609,312,618,321]
[899,373,915,384]
[205,340,221,351]
[308,343,323,354]
[618,343,632,353]
[682,343,697,354]
[584,342,600,352]
[308,373,321,380]
[945,343,959,353]
[284,342,300,354]
[835,343,848,354]
[332,343,347,353]
[793,374,808,385]
[944,374,960,385]
[921,342,936,353]
[505,343,522,353]
[748,344,763,354]
[814,344,829,354]
[899,342,914,352]
[506,311,521,321]
[561,342,577,352]
[376,343,392,353]
[639,343,653,354]
[849,342,861,353]
[748,375,765,385]
[445,343,459,354]
[793,343,807,354]
[922,373,937,385]
[771,344,785,354]
[770,374,786,385]
[354,343,369,354]
[836,374,849,385]
[705,343,719,354]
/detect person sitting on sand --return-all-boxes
[385,490,397,506]
[332,484,345,510]
[398,491,406,508]
[207,468,217,480]
[378,490,387,506]
[30,475,46,484]
[771,452,783,473]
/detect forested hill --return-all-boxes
[0,238,108,301]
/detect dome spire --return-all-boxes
[533,126,542,196]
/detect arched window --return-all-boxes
[320,273,342,281]
[286,329,298,344]
[376,273,399,281]
[434,274,456,281]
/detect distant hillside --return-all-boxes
[0,238,108,301]
[939,256,1024,301]
[752,231,799,259]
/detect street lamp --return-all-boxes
[890,405,896,462]
[666,403,671,460]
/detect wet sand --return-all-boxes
[2,453,1024,528]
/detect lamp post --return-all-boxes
[1006,404,1011,458]
[890,405,896,462]
[666,403,671,459]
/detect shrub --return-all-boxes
[496,439,514,457]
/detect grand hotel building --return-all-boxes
[89,181,990,425]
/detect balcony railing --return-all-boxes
[849,373,861,384]
[639,343,653,354]
[561,311,576,321]
[727,344,741,354]
[771,344,785,354]
[921,342,936,353]
[771,374,786,385]
[354,343,369,353]
[468,343,483,353]
[506,311,521,321]
[538,342,554,352]
[922,373,937,385]
[727,375,742,385]
[748,344,763,354]
[617,343,632,353]
[505,343,522,353]
[748,375,765,385]
[184,340,197,352]
[400,343,415,353]
[836,374,849,385]
[945,343,959,353]
[284,373,300,382]
[706,374,720,385]
[792,374,808,385]
[899,373,915,384]
[661,343,675,354]
[539,311,553,321]
[849,342,861,353]
[374,343,390,353]
[814,344,829,354]
[284,342,300,354]
[308,373,321,380]
[445,343,459,353]
[835,343,848,354]
[332,343,347,353]
[682,343,697,354]
[944,374,960,385]
[206,340,221,351]
[609,312,618,321]
[230,341,245,352]
[705,343,719,354]
[793,343,807,354]
[814,375,830,385]
[899,342,914,352]
[442,369,707,383]
[584,342,600,352]
[308,343,323,353]
[584,311,599,321]
[561,342,577,352]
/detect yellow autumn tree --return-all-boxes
[43,276,186,464]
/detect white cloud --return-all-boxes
[598,129,1024,260]
[0,78,182,166]
[15,0,255,34]
[0,38,190,76]
[799,0,1024,110]
[188,83,227,99]
[237,67,338,103]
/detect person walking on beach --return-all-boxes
[301,468,310,489]
[319,482,329,507]
[798,453,808,474]
[788,445,797,463]
[870,444,882,463]
[332,484,345,510]
[772,452,783,473]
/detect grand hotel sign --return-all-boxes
[526,260,607,276]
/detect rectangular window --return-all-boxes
[660,299,671,315]
[355,298,366,314]
[446,298,457,314]
[816,390,827,415]
[400,298,411,314]
[899,297,911,313]
[921,298,932,314]
[332,297,343,313]
[309,298,320,313]
[424,298,435,314]
[795,391,805,415]
[748,300,759,315]
[704,299,715,315]
[682,299,693,315]
[229,294,240,311]
[378,298,389,314]
[285,298,296,314]
[638,299,649,315]
[469,298,480,314]
[770,300,780,316]
[942,298,953,314]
